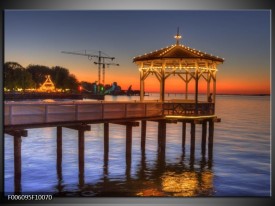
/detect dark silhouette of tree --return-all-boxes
[80,81,93,91]
[4,62,35,91]
[5,62,80,92]
[66,74,79,92]
[26,64,52,88]
[51,66,79,91]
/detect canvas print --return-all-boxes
[4,10,270,197]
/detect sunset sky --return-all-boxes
[5,10,270,94]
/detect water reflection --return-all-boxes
[54,145,213,197]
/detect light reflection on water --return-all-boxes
[4,94,270,196]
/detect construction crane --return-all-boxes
[61,50,119,85]
[94,59,119,85]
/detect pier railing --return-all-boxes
[4,101,163,126]
[4,100,215,127]
[163,101,214,115]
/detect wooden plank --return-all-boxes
[78,104,103,112]
[126,111,146,118]
[77,112,103,121]
[103,111,126,119]
[4,115,10,125]
[146,103,163,110]
[47,105,76,114]
[126,103,146,111]
[103,103,126,112]
[47,113,76,123]
[11,105,45,115]
[11,114,45,125]
[145,110,163,117]
[5,129,28,137]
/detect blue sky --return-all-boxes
[4,10,270,93]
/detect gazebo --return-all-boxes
[133,29,224,116]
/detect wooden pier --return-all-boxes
[4,100,220,194]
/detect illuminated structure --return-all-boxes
[37,75,56,92]
[133,29,224,115]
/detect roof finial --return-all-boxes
[174,27,182,45]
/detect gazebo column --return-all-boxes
[207,72,211,102]
[195,63,199,115]
[213,73,217,103]
[140,63,145,101]
[160,62,166,102]
[185,73,188,100]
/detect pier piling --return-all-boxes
[141,120,146,152]
[201,121,207,156]
[190,122,196,159]
[126,124,133,167]
[64,124,91,187]
[56,126,62,181]
[182,121,186,152]
[208,120,214,160]
[5,129,27,194]
[104,123,109,161]
[157,120,166,154]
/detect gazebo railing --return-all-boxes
[163,102,215,116]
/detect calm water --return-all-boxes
[4,94,271,196]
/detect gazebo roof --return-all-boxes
[133,44,224,63]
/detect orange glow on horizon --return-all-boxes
[66,65,271,95]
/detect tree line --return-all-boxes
[4,62,79,92]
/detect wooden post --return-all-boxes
[104,123,109,160]
[190,122,196,159]
[185,73,188,100]
[103,123,109,177]
[212,65,217,104]
[213,78,216,114]
[14,134,22,194]
[207,72,211,102]
[182,122,186,151]
[78,129,85,187]
[126,124,132,178]
[141,120,146,152]
[5,129,28,194]
[208,119,214,160]
[158,121,166,154]
[56,126,62,182]
[64,125,90,187]
[160,62,166,102]
[140,65,144,101]
[195,67,199,115]
[201,121,207,156]
[126,124,132,167]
